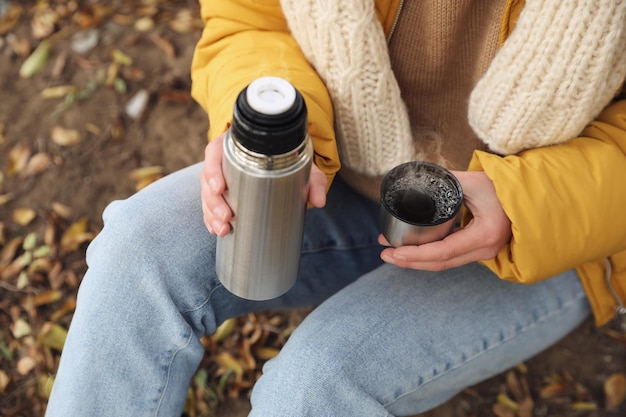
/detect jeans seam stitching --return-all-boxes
[153,328,194,417]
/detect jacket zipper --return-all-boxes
[604,258,626,329]
[386,0,404,42]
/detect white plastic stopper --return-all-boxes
[246,76,296,115]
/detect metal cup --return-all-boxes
[380,161,463,247]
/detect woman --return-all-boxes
[46,1,626,416]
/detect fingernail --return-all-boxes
[213,205,227,221]
[209,178,220,193]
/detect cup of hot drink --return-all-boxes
[380,161,463,247]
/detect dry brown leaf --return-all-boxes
[51,202,73,220]
[0,222,7,246]
[239,339,256,371]
[41,85,77,99]
[37,322,67,351]
[604,372,626,409]
[22,152,51,177]
[31,8,58,39]
[60,217,93,253]
[215,352,244,381]
[25,290,63,307]
[13,208,37,226]
[50,125,82,147]
[214,318,237,342]
[0,370,9,394]
[571,401,598,411]
[1,252,32,280]
[134,16,154,32]
[150,33,175,58]
[50,299,76,322]
[496,393,519,412]
[16,356,37,375]
[492,402,516,417]
[111,49,132,66]
[0,4,23,35]
[0,193,14,206]
[539,382,568,399]
[254,347,280,361]
[169,9,201,33]
[130,166,164,191]
[7,144,31,177]
[38,374,55,399]
[11,318,32,339]
[1,236,24,268]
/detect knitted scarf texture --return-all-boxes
[280,0,626,176]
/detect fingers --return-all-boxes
[308,164,327,208]
[200,135,232,236]
[379,221,502,271]
[379,171,512,271]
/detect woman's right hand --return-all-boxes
[200,132,329,236]
[200,133,233,236]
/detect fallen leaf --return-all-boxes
[70,28,99,54]
[22,232,37,251]
[215,352,244,381]
[19,40,51,78]
[7,144,31,177]
[539,382,568,399]
[37,322,67,351]
[254,347,280,361]
[496,392,519,412]
[130,166,163,191]
[492,402,516,417]
[214,318,237,342]
[0,4,23,35]
[571,401,597,411]
[169,9,201,33]
[41,85,77,99]
[0,193,14,206]
[16,356,37,375]
[60,217,93,252]
[150,33,175,58]
[604,372,626,409]
[11,318,32,339]
[0,370,9,394]
[134,16,154,32]
[50,125,82,147]
[1,252,32,280]
[50,299,76,322]
[0,236,24,268]
[13,208,37,226]
[26,290,63,307]
[22,152,51,177]
[125,89,150,119]
[31,8,58,39]
[51,202,73,220]
[111,49,132,66]
[38,374,55,399]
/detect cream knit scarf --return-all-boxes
[280,0,626,176]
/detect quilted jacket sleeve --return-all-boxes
[467,97,626,283]
[190,0,340,185]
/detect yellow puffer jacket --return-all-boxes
[191,0,626,327]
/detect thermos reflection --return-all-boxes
[216,77,313,300]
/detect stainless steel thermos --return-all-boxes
[216,77,313,300]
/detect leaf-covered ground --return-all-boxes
[0,1,625,416]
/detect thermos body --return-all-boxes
[216,77,312,300]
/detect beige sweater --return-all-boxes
[280,0,626,200]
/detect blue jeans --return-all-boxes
[45,163,590,417]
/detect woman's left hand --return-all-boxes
[379,170,512,271]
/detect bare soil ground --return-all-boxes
[1,1,625,416]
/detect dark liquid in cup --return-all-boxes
[394,189,436,224]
